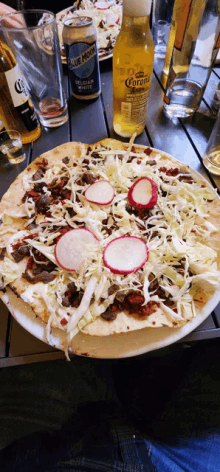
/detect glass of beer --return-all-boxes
[203,111,220,175]
[163,0,220,119]
[0,10,68,128]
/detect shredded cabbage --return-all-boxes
[1,139,220,358]
[57,0,122,57]
[0,257,19,285]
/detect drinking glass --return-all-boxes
[203,110,220,175]
[163,0,220,119]
[0,130,26,164]
[0,10,68,128]
[207,81,220,117]
[152,0,175,59]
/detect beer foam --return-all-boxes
[123,0,151,18]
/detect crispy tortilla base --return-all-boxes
[0,139,220,338]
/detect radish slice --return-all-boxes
[85,180,115,205]
[103,236,149,274]
[106,13,119,26]
[128,177,158,209]
[55,228,99,272]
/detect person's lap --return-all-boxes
[115,340,220,472]
[0,340,220,471]
[0,357,118,450]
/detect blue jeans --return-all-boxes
[0,340,220,471]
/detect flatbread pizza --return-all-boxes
[56,0,122,62]
[0,138,220,358]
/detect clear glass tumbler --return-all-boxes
[163,0,220,119]
[152,0,175,59]
[207,80,220,117]
[203,110,220,175]
[0,10,68,128]
[0,129,26,164]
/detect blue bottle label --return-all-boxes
[65,41,100,97]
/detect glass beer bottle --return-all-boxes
[0,40,41,144]
[161,0,182,88]
[113,0,154,137]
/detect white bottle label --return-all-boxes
[5,64,29,108]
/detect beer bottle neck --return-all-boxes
[122,0,151,18]
[122,16,150,28]
[0,39,16,70]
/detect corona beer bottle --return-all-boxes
[0,40,41,144]
[113,0,154,137]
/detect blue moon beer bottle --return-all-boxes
[63,17,101,100]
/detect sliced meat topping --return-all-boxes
[61,287,84,308]
[66,207,77,218]
[82,173,96,185]
[62,156,70,165]
[34,182,46,193]
[86,146,92,155]
[159,167,179,176]
[101,290,161,322]
[61,296,71,307]
[35,195,51,214]
[90,151,101,159]
[101,308,117,321]
[48,176,70,199]
[178,175,195,183]
[32,168,45,181]
[22,270,56,284]
[108,284,119,296]
[37,158,48,171]
[32,261,56,275]
[11,245,30,263]
[0,247,6,261]
[147,160,156,166]
[126,292,145,307]
[67,282,77,293]
[25,254,56,277]
[144,147,152,156]
[22,190,40,203]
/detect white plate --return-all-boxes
[56,5,117,64]
[99,52,113,62]
[61,52,112,64]
[1,146,220,359]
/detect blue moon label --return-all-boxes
[65,41,100,97]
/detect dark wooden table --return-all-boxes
[0,56,220,367]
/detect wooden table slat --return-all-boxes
[69,89,108,144]
[146,78,209,179]
[9,318,57,358]
[213,67,220,80]
[213,303,220,327]
[0,145,32,197]
[194,315,215,332]
[0,300,9,358]
[180,328,220,343]
[0,351,66,368]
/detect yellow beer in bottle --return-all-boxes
[113,0,154,137]
[0,40,41,144]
